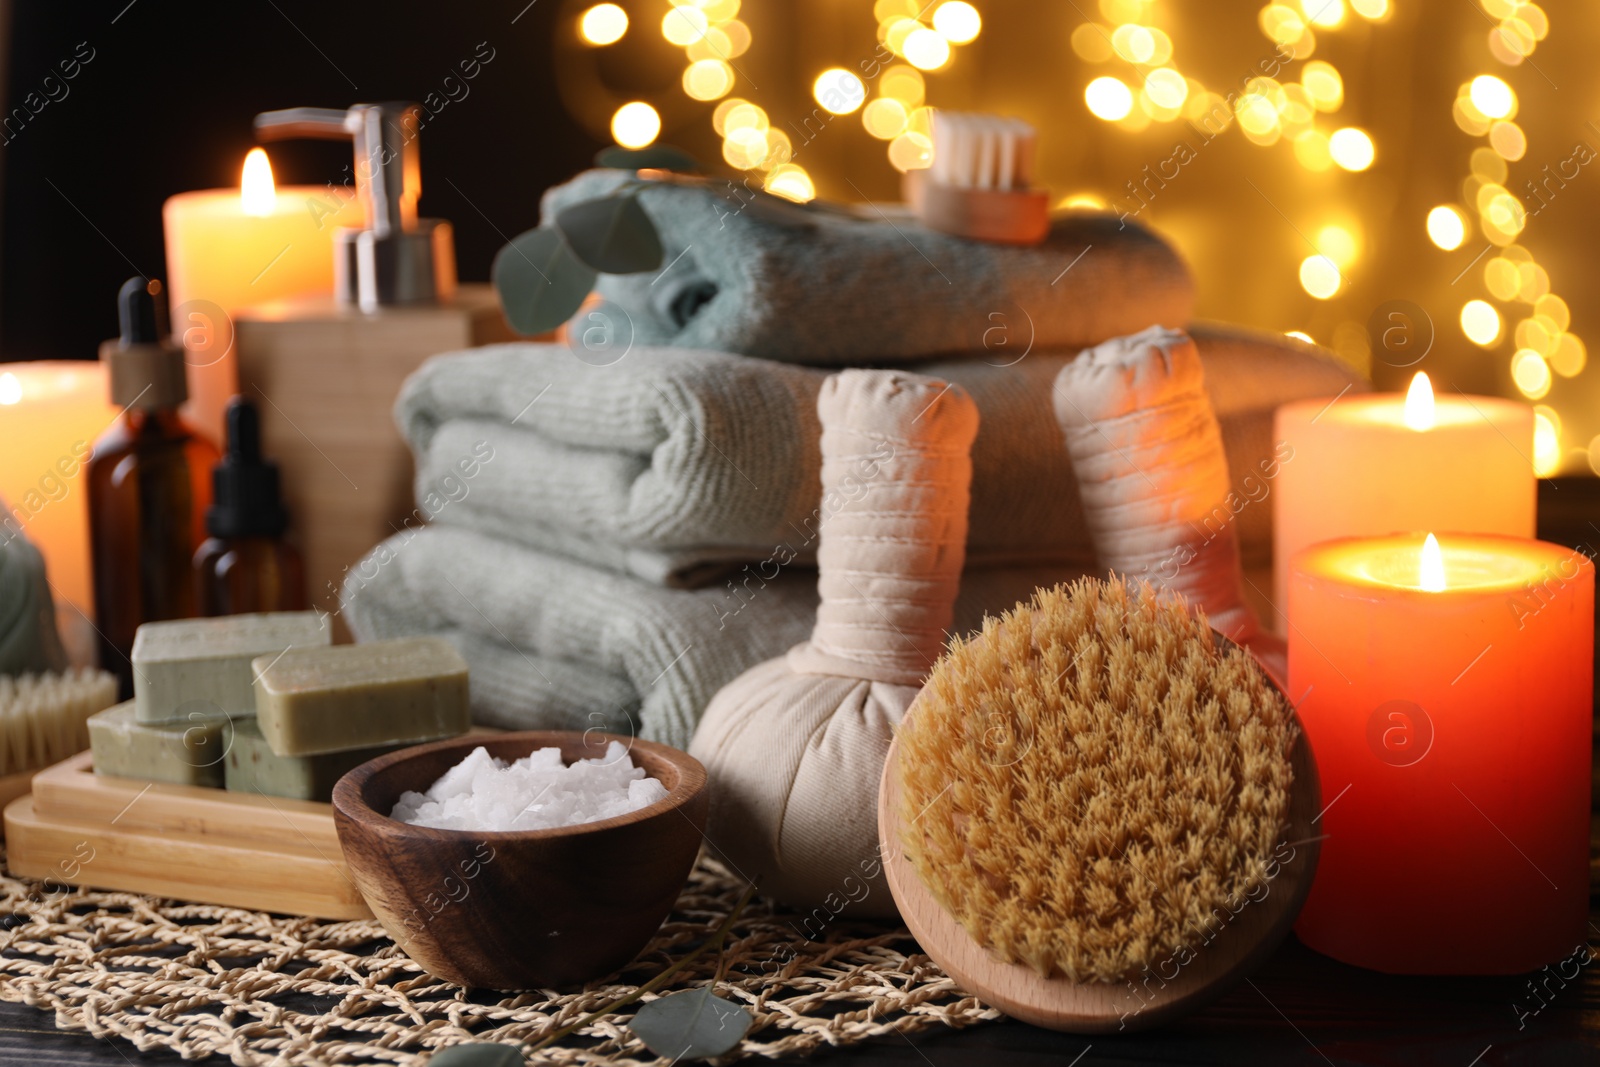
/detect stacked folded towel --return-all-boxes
[343,172,1366,749]
[346,323,1361,747]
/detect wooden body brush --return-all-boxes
[907,111,1050,245]
[878,577,1319,1032]
[0,668,118,812]
[690,369,977,917]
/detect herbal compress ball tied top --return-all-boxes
[691,369,978,917]
[1052,326,1283,680]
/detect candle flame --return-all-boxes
[240,148,276,217]
[1419,532,1446,592]
[0,371,20,405]
[1403,371,1435,431]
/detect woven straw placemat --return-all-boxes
[0,848,998,1065]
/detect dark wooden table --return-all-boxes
[2,912,1597,1067]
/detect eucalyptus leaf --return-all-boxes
[628,988,752,1060]
[492,225,596,335]
[428,1042,526,1067]
[555,194,665,274]
[595,144,702,173]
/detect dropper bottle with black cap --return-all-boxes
[193,397,307,616]
[87,277,220,698]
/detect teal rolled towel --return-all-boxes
[0,509,66,676]
[538,169,1195,363]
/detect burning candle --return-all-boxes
[162,149,363,444]
[0,362,119,619]
[1272,372,1535,613]
[1289,532,1594,974]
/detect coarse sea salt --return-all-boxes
[390,741,669,832]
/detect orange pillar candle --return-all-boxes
[1289,532,1594,974]
[162,149,363,445]
[1273,373,1535,612]
[0,361,120,616]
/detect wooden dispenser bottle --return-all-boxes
[233,104,512,632]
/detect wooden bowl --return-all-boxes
[333,731,708,989]
[879,669,1320,1033]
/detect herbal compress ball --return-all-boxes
[896,576,1296,983]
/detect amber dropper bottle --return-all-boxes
[193,397,307,616]
[87,278,220,698]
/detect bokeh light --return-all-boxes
[1086,77,1134,120]
[683,60,735,101]
[1426,206,1466,250]
[932,2,982,44]
[1329,127,1375,170]
[610,102,660,148]
[765,164,815,203]
[661,5,709,46]
[580,3,628,46]
[1299,255,1342,299]
[1469,75,1516,119]
[813,68,866,114]
[888,131,933,171]
[1460,299,1502,347]
[903,28,952,70]
[1511,349,1552,399]
[862,98,909,139]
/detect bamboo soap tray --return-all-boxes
[3,751,373,920]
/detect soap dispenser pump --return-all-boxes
[193,397,307,616]
[87,277,220,696]
[254,102,457,312]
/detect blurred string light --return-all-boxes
[865,0,983,171]
[1067,1,1386,302]
[580,3,629,45]
[1436,0,1582,472]
[611,101,661,148]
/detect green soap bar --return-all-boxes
[131,611,329,724]
[253,637,470,756]
[225,718,400,802]
[87,700,238,788]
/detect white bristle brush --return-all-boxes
[0,668,118,777]
[911,110,1050,244]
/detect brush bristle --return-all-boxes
[897,575,1296,983]
[0,668,119,776]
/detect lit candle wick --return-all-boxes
[240,148,277,217]
[1402,371,1435,432]
[1419,532,1446,592]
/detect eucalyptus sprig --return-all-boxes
[492,147,830,336]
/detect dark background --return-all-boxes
[0,0,603,364]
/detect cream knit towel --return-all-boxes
[397,324,1365,585]
[340,524,1083,750]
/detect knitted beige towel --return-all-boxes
[397,324,1364,586]
[340,524,1085,750]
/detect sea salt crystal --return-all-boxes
[390,741,670,832]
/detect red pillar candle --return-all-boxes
[1289,532,1593,974]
